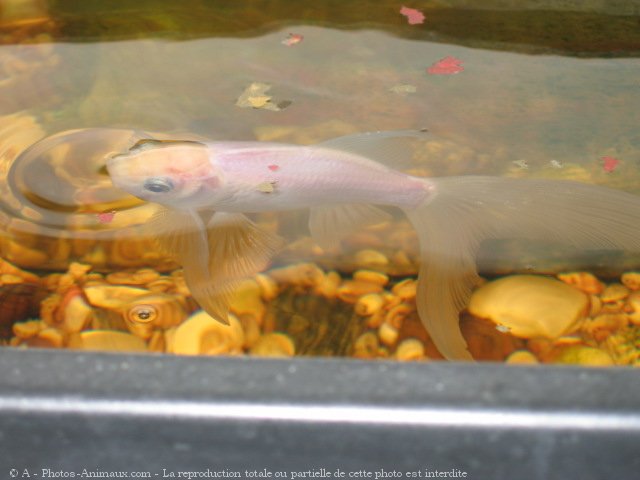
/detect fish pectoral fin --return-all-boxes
[184,212,284,324]
[146,207,232,323]
[145,209,283,325]
[146,207,209,265]
[308,204,392,250]
[206,212,284,280]
[182,267,233,325]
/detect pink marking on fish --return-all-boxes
[268,164,280,171]
[97,211,115,224]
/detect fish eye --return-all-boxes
[143,177,174,193]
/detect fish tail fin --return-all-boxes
[405,176,640,361]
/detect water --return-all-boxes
[1,0,640,364]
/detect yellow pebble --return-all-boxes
[621,272,640,291]
[384,303,413,329]
[378,322,399,346]
[589,295,602,317]
[172,311,244,356]
[353,270,389,287]
[552,345,614,367]
[468,275,589,339]
[395,338,425,361]
[354,293,385,316]
[391,279,417,300]
[336,281,383,304]
[148,330,166,353]
[269,263,324,287]
[62,295,93,333]
[74,330,148,352]
[557,272,604,295]
[13,320,44,339]
[84,285,149,309]
[354,249,389,268]
[239,314,261,349]
[250,333,295,357]
[37,328,64,348]
[254,273,279,301]
[505,350,539,365]
[0,274,24,284]
[146,277,175,293]
[353,332,379,359]
[600,283,629,303]
[229,279,265,324]
[67,262,92,280]
[314,271,341,298]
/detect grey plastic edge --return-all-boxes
[0,348,638,479]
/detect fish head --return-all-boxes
[106,139,223,209]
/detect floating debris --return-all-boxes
[427,56,464,75]
[235,82,291,111]
[389,84,417,96]
[549,159,563,169]
[512,159,529,170]
[281,33,304,47]
[399,6,425,25]
[602,156,620,173]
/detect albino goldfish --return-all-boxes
[107,131,640,360]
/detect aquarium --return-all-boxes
[2,1,640,363]
[2,0,640,477]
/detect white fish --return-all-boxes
[106,131,640,360]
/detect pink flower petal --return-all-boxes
[602,156,620,173]
[282,33,304,46]
[97,211,115,224]
[427,56,464,75]
[400,6,425,25]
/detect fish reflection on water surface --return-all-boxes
[106,131,640,360]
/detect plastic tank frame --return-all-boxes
[0,348,638,479]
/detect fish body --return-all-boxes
[109,140,432,212]
[107,132,640,361]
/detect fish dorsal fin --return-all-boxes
[309,204,392,250]
[317,129,428,169]
[148,209,283,324]
[129,138,206,153]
